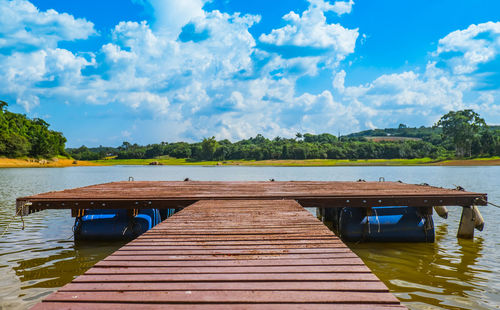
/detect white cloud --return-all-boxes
[0,0,95,50]
[333,70,346,92]
[0,48,93,111]
[141,0,206,38]
[437,21,500,74]
[306,0,355,16]
[259,0,358,57]
[0,0,95,111]
[330,0,355,16]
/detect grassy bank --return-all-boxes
[432,157,500,166]
[3,156,500,168]
[0,157,98,168]
[90,157,500,166]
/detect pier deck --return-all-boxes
[17,181,486,215]
[32,199,406,309]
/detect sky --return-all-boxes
[1,0,500,147]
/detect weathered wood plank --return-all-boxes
[85,265,372,274]
[33,302,408,310]
[60,281,389,292]
[44,291,401,304]
[95,258,365,267]
[72,273,380,282]
[32,199,405,309]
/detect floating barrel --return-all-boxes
[326,206,434,243]
[74,208,173,241]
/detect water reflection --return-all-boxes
[347,222,491,309]
[13,241,121,289]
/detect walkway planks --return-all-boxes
[32,200,406,309]
[17,181,486,215]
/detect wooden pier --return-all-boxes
[17,181,486,215]
[32,199,405,309]
[18,181,486,309]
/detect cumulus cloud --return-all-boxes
[134,0,207,38]
[436,21,500,75]
[0,0,95,51]
[0,48,93,111]
[335,21,500,129]
[0,0,95,110]
[259,0,358,57]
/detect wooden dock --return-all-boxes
[32,199,406,309]
[17,181,487,215]
[21,180,487,308]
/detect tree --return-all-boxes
[170,142,191,158]
[200,137,219,160]
[0,100,7,111]
[0,100,67,158]
[434,110,487,157]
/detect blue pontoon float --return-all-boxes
[73,208,175,241]
[323,206,435,242]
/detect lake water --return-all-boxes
[0,166,499,309]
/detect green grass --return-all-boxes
[89,157,447,167]
[469,156,500,161]
[91,158,216,166]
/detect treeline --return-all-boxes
[0,101,67,158]
[68,110,500,162]
[70,134,447,161]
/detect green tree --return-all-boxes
[434,110,487,157]
[170,142,192,158]
[0,100,7,111]
[200,137,219,160]
[0,101,67,158]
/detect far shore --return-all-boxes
[2,156,500,168]
[0,157,98,168]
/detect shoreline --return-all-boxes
[0,158,98,168]
[2,157,500,168]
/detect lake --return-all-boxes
[0,166,499,309]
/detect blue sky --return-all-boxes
[1,0,500,147]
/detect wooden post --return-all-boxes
[457,206,475,239]
[16,200,30,216]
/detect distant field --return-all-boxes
[3,157,500,168]
[90,157,441,166]
[363,136,422,142]
[434,157,500,166]
[0,157,97,168]
[86,156,500,166]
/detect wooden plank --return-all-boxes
[110,248,353,255]
[33,199,405,309]
[72,273,380,282]
[33,302,408,310]
[60,281,389,292]
[44,291,401,303]
[104,253,360,260]
[95,258,365,267]
[121,243,345,249]
[85,265,372,274]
